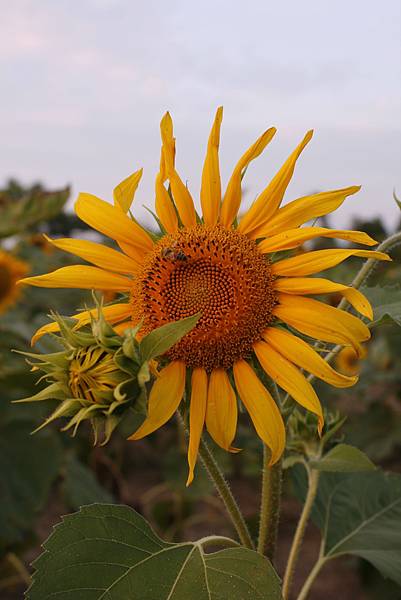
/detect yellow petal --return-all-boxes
[113,168,143,213]
[238,130,313,237]
[75,193,153,254]
[19,266,132,291]
[205,368,238,451]
[272,248,391,277]
[187,367,208,486]
[262,327,357,388]
[258,226,377,253]
[200,107,223,226]
[274,293,370,354]
[113,320,135,336]
[155,145,179,233]
[253,340,323,433]
[43,236,141,274]
[128,361,186,440]
[233,360,285,464]
[160,112,197,228]
[31,303,132,345]
[274,277,373,319]
[220,127,276,228]
[254,186,361,238]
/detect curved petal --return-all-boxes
[160,112,197,228]
[31,303,132,345]
[258,226,377,253]
[272,248,391,277]
[262,327,357,388]
[255,186,360,238]
[274,293,370,354]
[187,367,208,486]
[220,127,276,228]
[19,265,132,291]
[155,143,178,233]
[128,361,186,440]
[205,368,238,451]
[200,107,223,226]
[113,169,143,213]
[238,130,313,237]
[253,340,323,433]
[44,236,141,274]
[274,277,373,319]
[112,320,135,336]
[233,360,285,464]
[75,193,153,253]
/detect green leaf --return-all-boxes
[393,189,401,211]
[293,468,401,585]
[63,456,113,509]
[310,443,375,472]
[28,503,282,599]
[140,313,201,361]
[361,285,401,328]
[0,419,62,551]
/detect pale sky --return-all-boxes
[1,0,400,229]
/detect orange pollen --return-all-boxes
[130,225,277,371]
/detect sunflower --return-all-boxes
[335,345,367,376]
[0,250,28,314]
[19,108,390,484]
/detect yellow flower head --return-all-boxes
[0,250,28,314]
[20,108,391,484]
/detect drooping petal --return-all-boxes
[200,107,223,226]
[155,144,178,233]
[43,236,141,274]
[112,321,135,336]
[254,186,360,238]
[238,130,313,237]
[262,327,357,388]
[274,277,373,319]
[160,112,197,228]
[272,248,391,277]
[19,266,132,291]
[113,169,143,213]
[128,361,186,440]
[274,293,370,354]
[75,193,153,254]
[31,303,132,345]
[233,360,285,463]
[205,368,238,451]
[220,127,276,228]
[258,226,377,253]
[253,340,323,433]
[187,367,208,486]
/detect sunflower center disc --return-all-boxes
[131,225,277,370]
[0,264,12,301]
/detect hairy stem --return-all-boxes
[197,436,255,549]
[282,467,320,600]
[257,447,282,560]
[257,380,283,560]
[177,408,254,549]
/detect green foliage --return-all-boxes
[63,455,114,509]
[139,312,201,361]
[0,181,70,238]
[362,285,401,328]
[309,443,376,472]
[0,419,62,551]
[27,504,282,599]
[293,468,401,585]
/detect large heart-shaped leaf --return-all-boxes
[293,467,401,585]
[28,503,282,599]
[309,443,375,472]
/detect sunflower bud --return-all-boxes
[15,305,200,445]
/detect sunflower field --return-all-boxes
[1,113,401,600]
